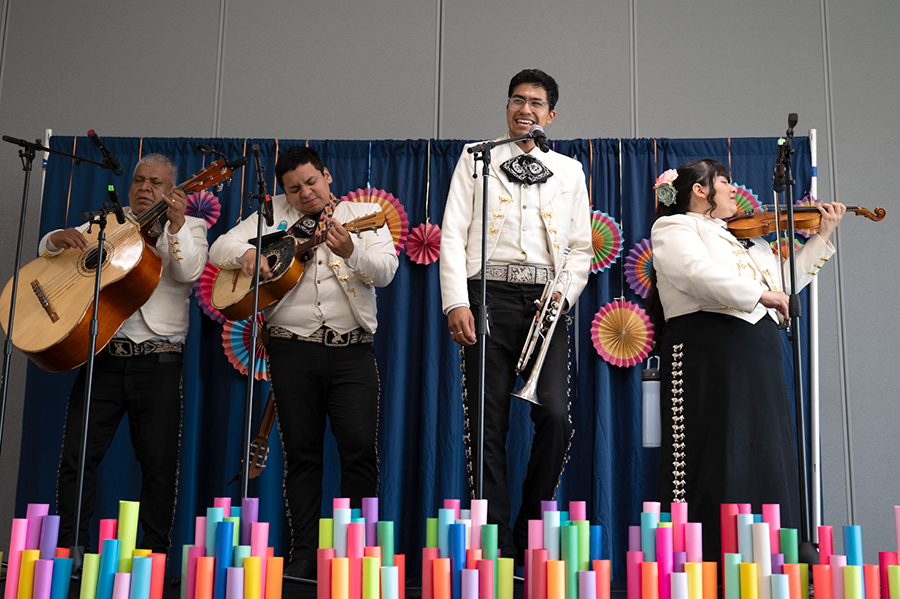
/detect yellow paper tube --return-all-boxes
[133,549,151,558]
[332,558,350,599]
[685,563,703,599]
[844,566,862,599]
[887,565,900,599]
[498,557,514,599]
[548,560,566,599]
[363,556,380,599]
[741,563,760,599]
[319,519,334,549]
[243,556,261,599]
[117,501,140,573]
[17,550,41,599]
[80,554,101,599]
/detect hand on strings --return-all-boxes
[241,248,272,279]
[164,188,189,234]
[816,202,846,243]
[760,290,790,320]
[448,306,476,346]
[49,228,89,251]
[325,220,355,258]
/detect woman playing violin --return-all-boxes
[648,158,845,559]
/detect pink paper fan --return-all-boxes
[193,261,227,324]
[591,299,654,368]
[624,238,653,299]
[406,222,441,265]
[342,188,409,255]
[589,210,623,274]
[186,189,221,228]
[222,313,269,381]
[794,191,823,238]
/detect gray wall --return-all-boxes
[1,0,897,560]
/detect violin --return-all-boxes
[726,204,886,239]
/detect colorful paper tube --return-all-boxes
[18,549,41,599]
[225,568,243,599]
[544,511,561,561]
[319,518,334,549]
[627,552,644,599]
[243,557,261,599]
[576,521,591,572]
[845,527,864,567]
[130,556,153,599]
[462,568,479,599]
[471,500,487,550]
[783,563,801,599]
[25,505,50,550]
[439,508,455,559]
[832,555,848,599]
[762,505,781,553]
[813,565,833,599]
[643,561,660,599]
[318,548,335,599]
[449,523,466,599]
[641,512,659,563]
[333,508,351,559]
[427,518,440,549]
[845,566,863,599]
[547,560,565,599]
[265,557,283,599]
[112,573,131,599]
[49,557,73,599]
[720,504,738,564]
[702,562,717,599]
[684,562,702,599]
[658,525,674,599]
[571,501,588,522]
[382,566,400,599]
[97,539,121,599]
[771,574,790,599]
[685,523,702,565]
[81,553,101,599]
[378,520,395,567]
[213,520,235,599]
[362,497,379,546]
[5,518,28,599]
[250,521,269,599]
[672,572,689,599]
[38,516,60,561]
[149,553,166,599]
[887,565,900,599]
[753,522,773,599]
[478,559,495,599]
[498,558,514,599]
[820,526,834,566]
[32,559,54,599]
[864,565,880,599]
[725,553,743,599]
[590,525,602,564]
[562,525,579,599]
[742,562,760,599]
[532,550,547,599]
[240,498,258,546]
[423,547,439,599]
[780,529,799,564]
[434,558,451,599]
[362,556,380,599]
[117,501,140,573]
[579,570,598,599]
[880,553,898,599]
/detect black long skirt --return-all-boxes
[656,311,800,561]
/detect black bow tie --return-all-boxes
[500,154,554,185]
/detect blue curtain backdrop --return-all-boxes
[15,136,812,579]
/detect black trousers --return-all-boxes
[57,351,183,554]
[463,280,572,561]
[266,338,379,564]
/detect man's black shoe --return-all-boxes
[284,558,317,581]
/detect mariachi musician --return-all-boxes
[209,146,397,580]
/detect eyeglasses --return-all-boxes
[507,96,549,111]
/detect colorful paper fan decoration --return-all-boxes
[624,238,653,299]
[193,261,227,324]
[342,188,409,256]
[186,190,221,228]
[591,299,654,368]
[406,222,441,265]
[222,312,269,381]
[733,184,761,216]
[589,210,623,274]
[770,237,804,259]
[794,191,823,238]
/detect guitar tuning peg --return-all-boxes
[226,177,232,187]
[215,183,224,192]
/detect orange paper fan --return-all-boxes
[591,299,654,367]
[342,188,409,255]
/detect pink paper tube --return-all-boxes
[225,568,243,599]
[4,518,28,599]
[195,517,207,550]
[525,549,534,599]
[831,555,847,599]
[347,522,364,599]
[529,520,545,550]
[362,497,379,546]
[99,520,118,554]
[570,502,587,522]
[462,569,479,599]
[477,559,495,599]
[25,504,50,550]
[820,526,834,566]
[658,526,674,599]
[38,516,60,561]
[643,502,661,515]
[685,523,703,564]
[673,503,690,555]
[317,548,335,599]
[629,526,642,552]
[896,507,900,559]
[470,500,487,551]
[738,504,752,514]
[444,499,461,521]
[185,546,206,599]
[250,522,269,599]
[112,573,131,599]
[762,505,781,554]
[879,552,898,599]
[333,498,350,511]
[32,559,54,599]
[627,551,644,599]
[532,549,548,599]
[240,498,258,547]
[423,547,439,599]
[214,498,232,513]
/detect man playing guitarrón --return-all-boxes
[209,146,398,580]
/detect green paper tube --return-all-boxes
[800,564,810,599]
[575,521,591,572]
[233,546,251,567]
[427,518,440,548]
[481,524,499,596]
[887,565,900,599]
[362,556,380,599]
[845,566,863,599]
[180,546,192,599]
[497,558,514,599]
[80,554,101,599]
[117,501,140,573]
[319,519,334,549]
[561,526,579,599]
[780,529,798,564]
[724,554,742,599]
[378,521,395,567]
[224,518,240,547]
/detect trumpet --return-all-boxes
[512,251,572,405]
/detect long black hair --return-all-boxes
[646,159,730,335]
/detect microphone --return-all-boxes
[529,124,550,153]
[87,130,124,176]
[107,185,127,225]
[195,143,216,156]
[252,144,274,227]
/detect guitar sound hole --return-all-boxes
[78,242,113,275]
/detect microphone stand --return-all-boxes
[465,133,533,499]
[772,115,817,565]
[0,136,109,462]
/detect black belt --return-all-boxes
[106,339,183,357]
[267,325,373,347]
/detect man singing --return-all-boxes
[439,69,592,562]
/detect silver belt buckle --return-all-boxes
[507,264,536,285]
[108,339,135,357]
[324,330,351,347]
